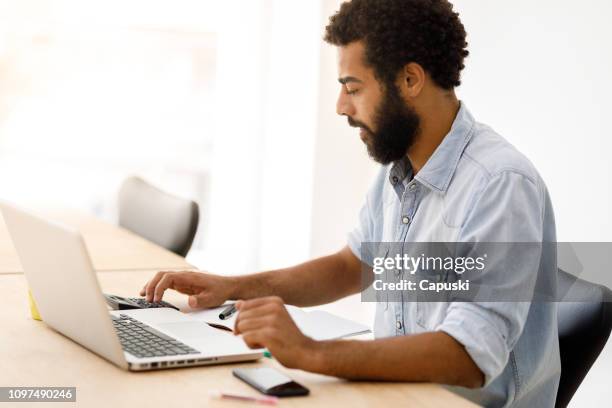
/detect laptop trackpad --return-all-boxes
[157,322,214,338]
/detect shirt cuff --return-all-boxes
[436,303,510,387]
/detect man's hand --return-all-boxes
[234,297,318,369]
[140,271,236,308]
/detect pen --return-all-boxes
[219,304,237,320]
[210,391,278,405]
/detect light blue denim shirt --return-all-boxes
[348,103,560,407]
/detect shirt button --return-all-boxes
[409,183,417,191]
[392,176,399,184]
[402,216,410,224]
[396,321,403,330]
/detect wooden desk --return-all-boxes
[0,209,192,274]
[1,271,478,408]
[1,211,478,407]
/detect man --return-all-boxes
[141,0,560,406]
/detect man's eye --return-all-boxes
[346,89,359,95]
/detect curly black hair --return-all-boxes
[324,0,469,90]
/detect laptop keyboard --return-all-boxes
[112,314,199,358]
[126,297,180,310]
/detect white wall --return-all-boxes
[257,0,321,270]
[454,0,612,242]
[307,0,379,324]
[310,0,380,259]
[202,0,323,274]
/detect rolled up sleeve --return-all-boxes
[437,171,545,386]
[437,301,530,385]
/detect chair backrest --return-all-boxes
[556,269,612,407]
[118,177,199,257]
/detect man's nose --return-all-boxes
[336,90,356,117]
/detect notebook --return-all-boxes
[185,304,371,341]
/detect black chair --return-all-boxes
[118,176,199,257]
[556,269,612,407]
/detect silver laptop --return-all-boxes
[1,201,262,371]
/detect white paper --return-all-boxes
[184,303,370,340]
[293,310,371,341]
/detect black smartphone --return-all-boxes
[232,367,310,397]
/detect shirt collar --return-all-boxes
[389,102,475,193]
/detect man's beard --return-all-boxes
[348,84,420,165]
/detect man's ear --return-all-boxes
[398,62,425,99]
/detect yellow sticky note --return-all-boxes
[28,289,42,321]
